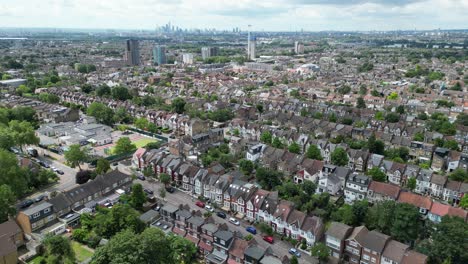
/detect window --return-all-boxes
[371,257,376,263]
[44,208,51,214]
[363,254,370,261]
[220,240,225,246]
[32,212,40,219]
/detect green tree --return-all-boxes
[331,204,356,226]
[169,235,198,264]
[331,147,349,166]
[159,173,171,187]
[357,97,366,108]
[418,216,468,264]
[0,185,16,223]
[407,177,417,191]
[159,188,166,200]
[443,140,459,151]
[64,144,88,171]
[111,86,132,101]
[390,203,421,243]
[311,242,330,263]
[238,159,254,175]
[460,195,468,209]
[290,255,299,264]
[130,183,146,210]
[288,142,301,154]
[385,112,400,123]
[43,235,75,263]
[306,145,323,160]
[114,137,137,155]
[367,133,385,155]
[134,118,149,130]
[255,167,282,191]
[387,91,399,100]
[0,149,28,196]
[96,158,111,175]
[367,167,387,182]
[171,97,186,114]
[96,84,111,97]
[260,131,272,144]
[365,200,395,234]
[413,132,425,142]
[8,120,39,150]
[448,168,468,182]
[87,102,115,126]
[272,137,284,149]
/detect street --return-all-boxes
[136,178,318,264]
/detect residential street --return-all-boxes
[136,178,318,264]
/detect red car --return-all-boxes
[195,201,205,208]
[263,236,274,244]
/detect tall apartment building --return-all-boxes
[182,53,194,64]
[153,45,167,65]
[248,36,256,60]
[125,39,140,66]
[201,47,219,60]
[295,41,304,54]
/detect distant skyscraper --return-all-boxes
[182,53,194,64]
[248,36,256,60]
[125,39,140,66]
[153,45,167,65]
[201,47,219,60]
[295,41,304,54]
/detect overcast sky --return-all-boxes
[1,0,467,31]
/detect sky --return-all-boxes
[0,0,467,31]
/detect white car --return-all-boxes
[205,205,214,212]
[229,217,240,226]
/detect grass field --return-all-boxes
[107,137,158,154]
[72,241,94,262]
[133,137,158,148]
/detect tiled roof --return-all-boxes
[397,192,432,209]
[368,181,401,199]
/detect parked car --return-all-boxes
[55,169,64,175]
[246,226,257,235]
[137,174,146,181]
[216,211,227,219]
[165,186,175,193]
[113,162,119,166]
[205,205,214,212]
[19,200,34,209]
[263,236,274,244]
[195,201,205,208]
[153,204,161,211]
[34,195,46,203]
[229,217,240,226]
[288,248,301,258]
[39,161,50,168]
[144,188,154,195]
[27,148,38,157]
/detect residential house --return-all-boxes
[244,243,266,264]
[160,204,179,223]
[344,226,368,264]
[199,220,218,256]
[344,174,370,203]
[16,202,56,235]
[0,220,24,264]
[415,169,433,195]
[206,228,234,264]
[401,250,428,264]
[397,192,432,216]
[367,181,401,203]
[443,180,468,206]
[381,240,409,264]
[246,143,266,162]
[431,147,450,172]
[228,237,250,264]
[429,174,447,198]
[326,222,353,259]
[360,230,391,264]
[173,204,192,237]
[427,201,468,223]
[185,212,204,246]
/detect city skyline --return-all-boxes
[0,0,467,32]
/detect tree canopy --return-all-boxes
[114,137,137,155]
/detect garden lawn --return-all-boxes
[72,241,94,262]
[28,256,45,264]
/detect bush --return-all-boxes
[76,170,92,184]
[257,222,273,236]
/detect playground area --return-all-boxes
[93,131,158,156]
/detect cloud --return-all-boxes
[0,0,466,31]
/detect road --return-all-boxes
[136,178,318,264]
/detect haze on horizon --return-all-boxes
[0,0,467,32]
